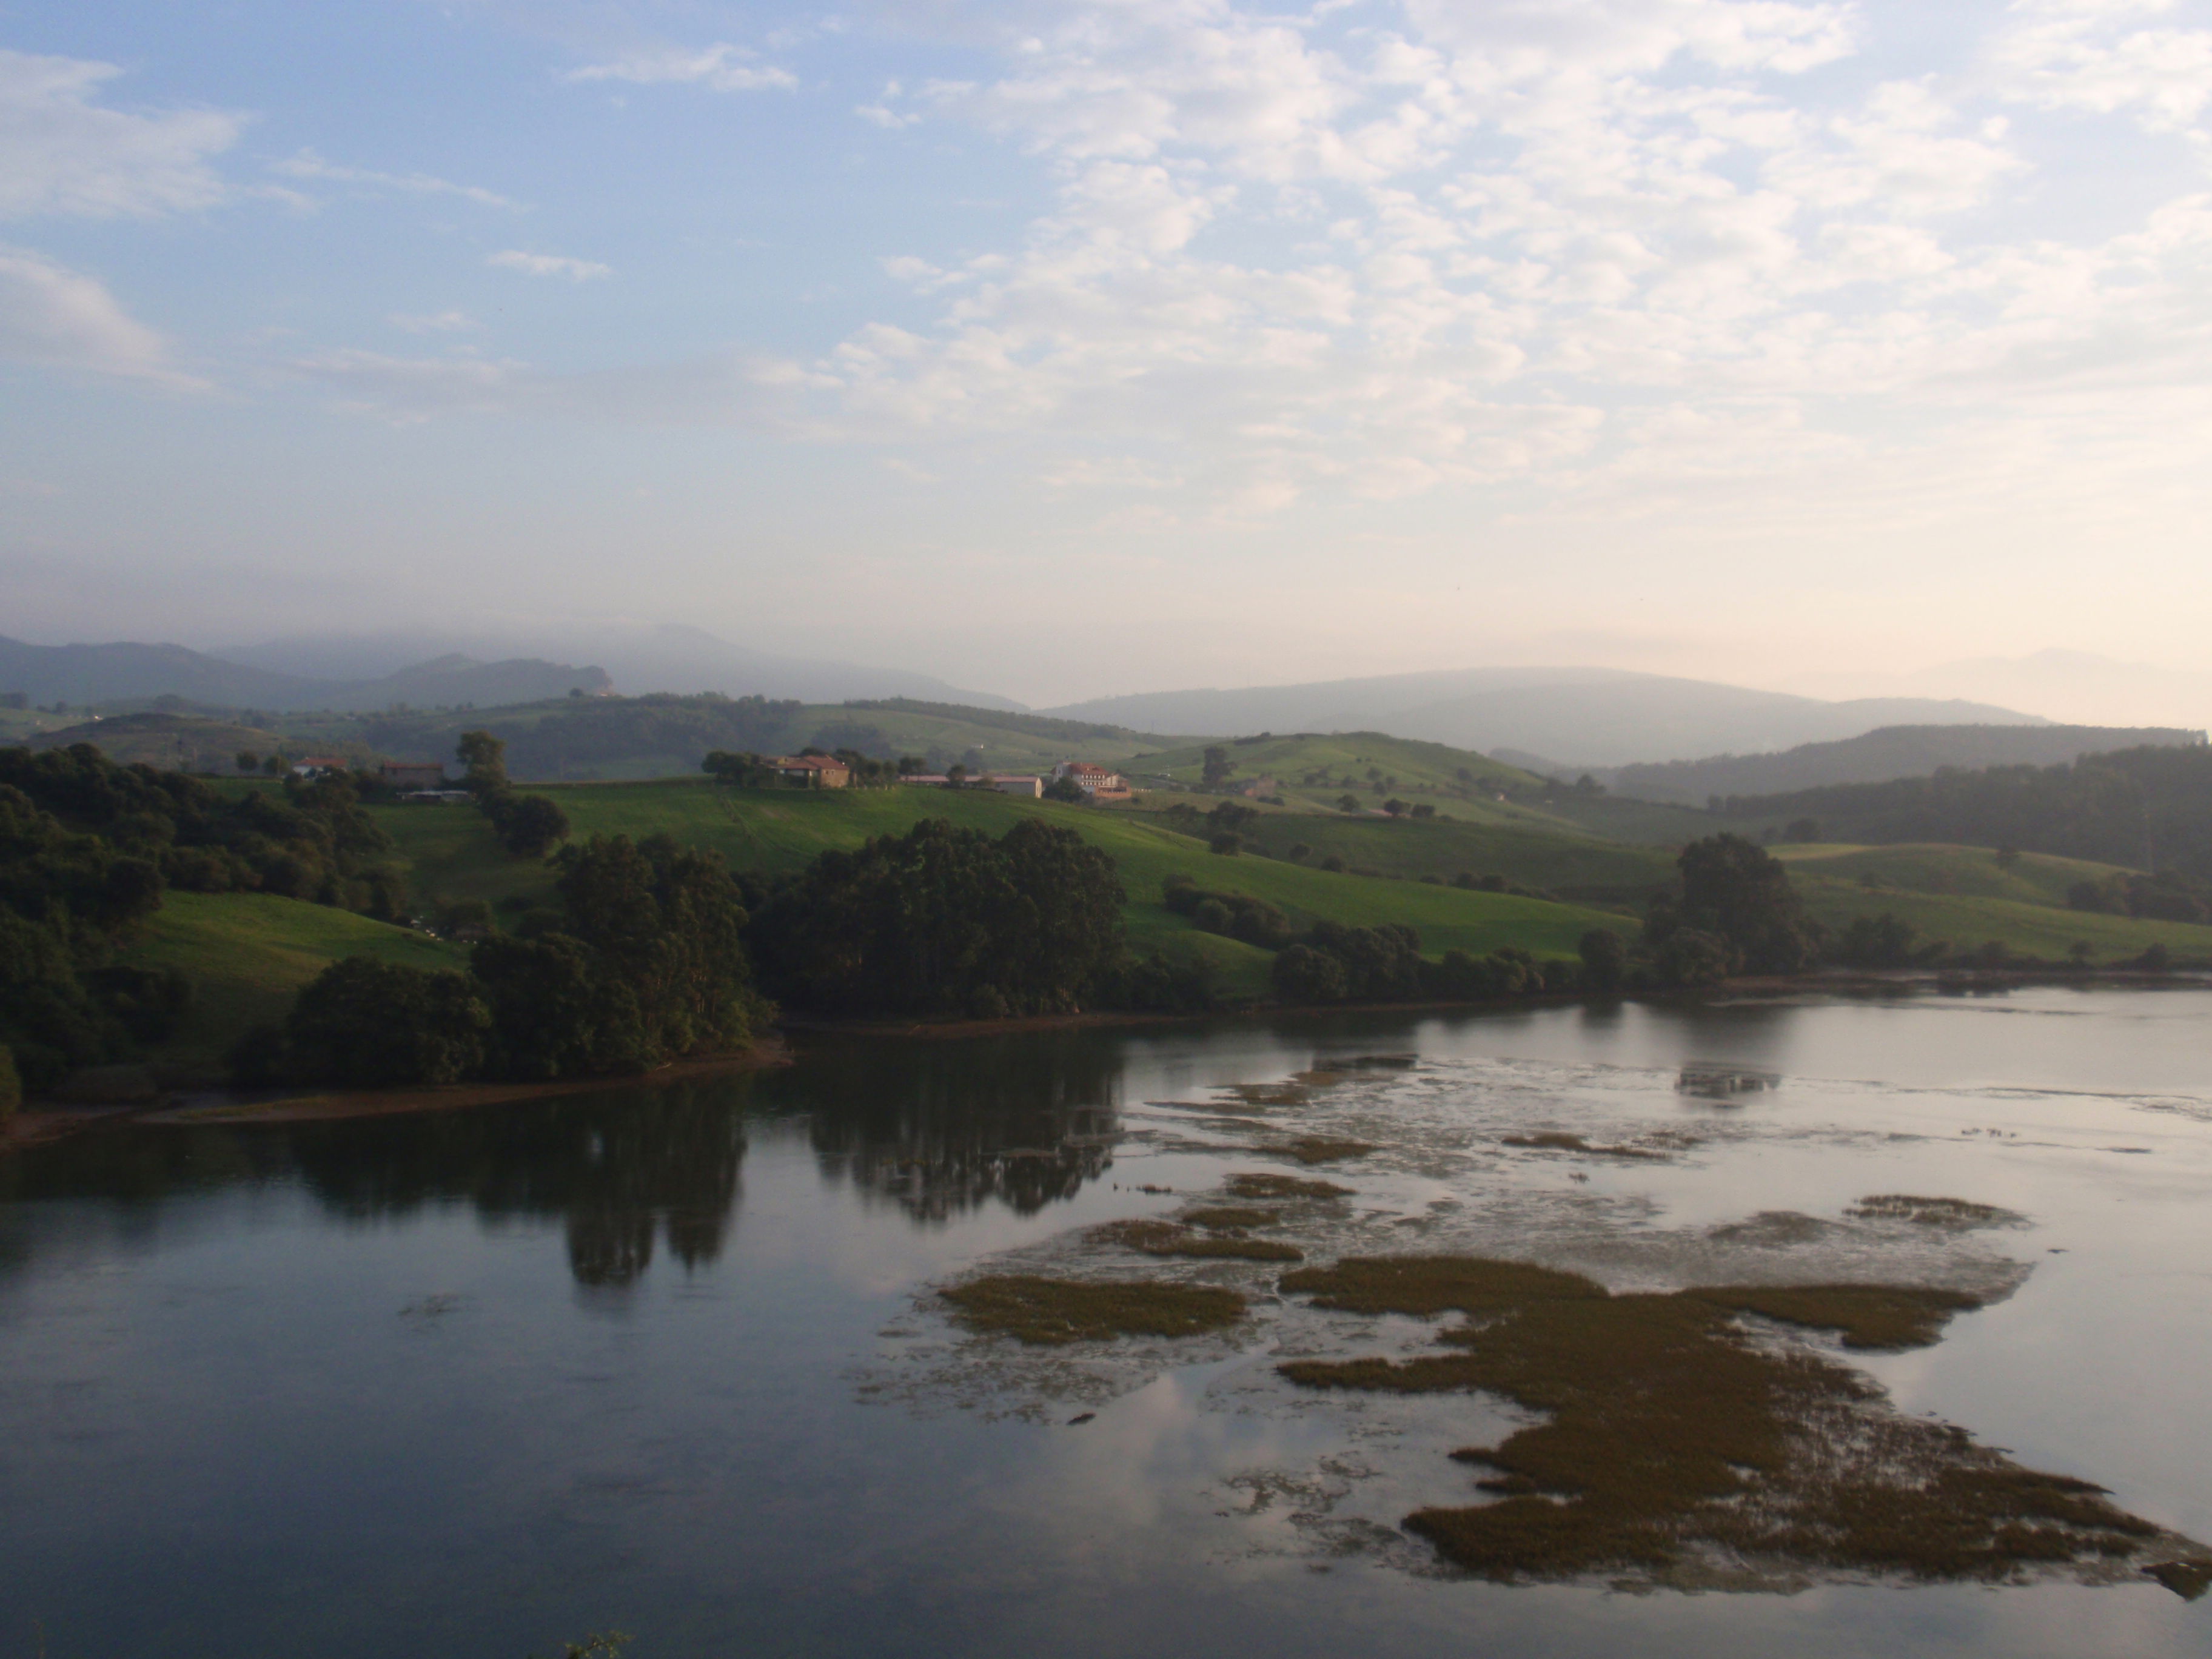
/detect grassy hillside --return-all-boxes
[116,891,467,1072]
[1118,802,1675,900]
[1773,843,2134,907]
[1130,730,1541,802]
[372,782,1638,1001]
[1791,874,2212,965]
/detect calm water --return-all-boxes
[5,988,2212,1658]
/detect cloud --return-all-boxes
[488,249,611,280]
[0,246,195,383]
[562,44,796,93]
[272,149,519,209]
[0,48,240,220]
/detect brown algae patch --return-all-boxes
[941,1275,1247,1345]
[1227,1173,1355,1201]
[1501,1132,1669,1161]
[1275,1255,2210,1589]
[1182,1206,1282,1231]
[1277,1136,1378,1165]
[1848,1195,2025,1230]
[1096,1219,1303,1262]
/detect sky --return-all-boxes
[2,0,2211,709]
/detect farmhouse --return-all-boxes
[380,762,447,789]
[1052,760,1132,801]
[768,755,851,788]
[290,756,349,777]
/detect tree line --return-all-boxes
[1717,745,2212,885]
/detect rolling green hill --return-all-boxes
[372,781,1638,1002]
[116,891,468,1072]
[1130,729,1542,800]
[1119,802,1675,900]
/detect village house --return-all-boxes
[1051,760,1133,801]
[768,754,851,788]
[290,756,350,777]
[380,762,447,790]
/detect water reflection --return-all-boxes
[3,1031,1137,1289]
[776,1031,1125,1223]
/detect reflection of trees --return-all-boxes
[283,1081,750,1289]
[785,1031,1124,1224]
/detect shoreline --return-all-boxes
[10,966,2205,1153]
[5,1038,794,1150]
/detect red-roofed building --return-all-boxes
[1052,760,1131,800]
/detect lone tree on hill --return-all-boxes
[1201,746,1234,788]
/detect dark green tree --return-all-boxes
[1649,833,1823,974]
[554,833,769,1060]
[1201,746,1233,788]
[748,817,1124,1017]
[1578,928,1628,991]
[284,957,491,1085]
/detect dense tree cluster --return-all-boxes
[746,817,1127,1018]
[1270,922,1564,1005]
[0,742,406,913]
[245,832,773,1088]
[1644,833,1824,975]
[1718,745,2212,884]
[1162,876,1293,948]
[0,779,179,1088]
[2066,868,2212,923]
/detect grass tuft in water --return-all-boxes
[1277,1136,1376,1165]
[1276,1254,2206,1587]
[1096,1219,1303,1262]
[942,1275,1246,1345]
[1181,1206,1281,1230]
[1226,1172,1355,1201]
[1846,1195,2023,1229]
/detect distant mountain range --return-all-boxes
[0,625,1019,715]
[1529,723,2208,805]
[0,636,611,714]
[1043,668,2048,768]
[1783,650,2212,730]
[216,624,1022,711]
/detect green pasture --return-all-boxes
[116,890,466,1072]
[1774,842,2133,907]
[1131,731,1538,798]
[1791,874,2212,964]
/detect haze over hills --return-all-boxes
[218,625,1022,711]
[1784,651,2212,730]
[1558,724,2209,806]
[0,636,611,713]
[1044,669,2048,768]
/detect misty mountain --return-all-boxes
[217,623,1023,711]
[1786,650,2212,730]
[0,635,608,712]
[1044,668,2047,767]
[1589,724,2208,806]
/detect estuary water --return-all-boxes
[4,987,2212,1658]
